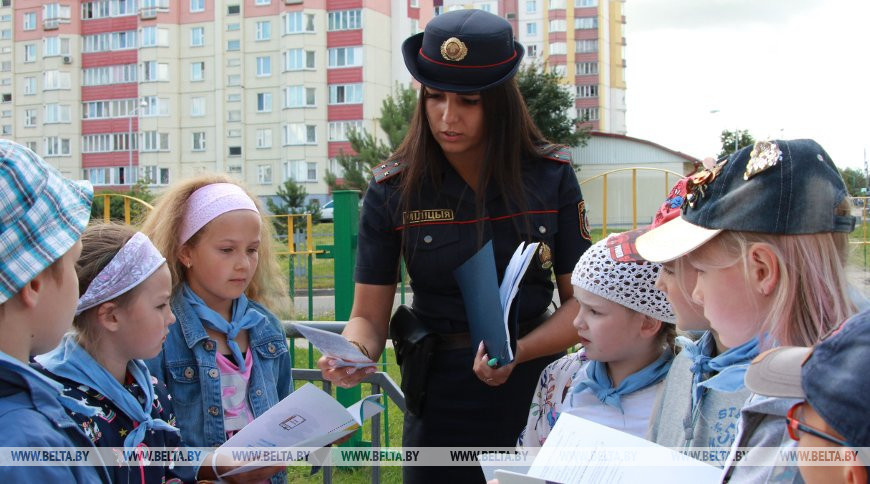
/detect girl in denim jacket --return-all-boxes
[143,174,292,484]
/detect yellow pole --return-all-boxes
[123,197,131,224]
[287,215,295,253]
[632,168,637,229]
[103,194,110,222]
[602,174,608,235]
[306,214,313,253]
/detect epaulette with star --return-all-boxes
[372,159,405,183]
[540,144,572,164]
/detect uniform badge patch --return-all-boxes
[744,140,782,180]
[440,37,468,62]
[538,242,553,270]
[402,209,455,225]
[578,201,592,242]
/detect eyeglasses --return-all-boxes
[786,402,853,448]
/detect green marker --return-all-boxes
[487,357,499,368]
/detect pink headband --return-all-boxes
[179,183,259,244]
[77,232,167,315]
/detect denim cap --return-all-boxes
[401,9,524,93]
[636,139,855,262]
[0,139,93,303]
[745,309,870,449]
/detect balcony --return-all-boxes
[43,19,59,30]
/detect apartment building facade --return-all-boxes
[3,0,432,201]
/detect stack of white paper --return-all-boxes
[499,241,540,361]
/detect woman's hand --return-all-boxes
[316,356,377,389]
[473,341,518,386]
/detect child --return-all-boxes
[645,181,760,467]
[517,233,676,446]
[636,139,857,483]
[142,175,291,483]
[745,309,870,484]
[0,140,110,482]
[35,223,195,483]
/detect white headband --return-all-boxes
[76,232,167,315]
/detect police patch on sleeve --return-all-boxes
[578,201,592,242]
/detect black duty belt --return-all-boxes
[436,308,554,352]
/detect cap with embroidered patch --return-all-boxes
[636,139,854,263]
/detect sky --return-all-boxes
[623,0,870,170]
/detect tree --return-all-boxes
[718,129,756,159]
[266,179,321,237]
[325,83,417,193]
[515,63,589,149]
[89,178,155,224]
[840,167,868,197]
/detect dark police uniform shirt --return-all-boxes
[356,147,591,332]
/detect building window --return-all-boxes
[255,20,271,41]
[83,30,139,52]
[327,47,362,68]
[548,19,566,32]
[283,123,316,145]
[526,0,536,12]
[44,70,72,89]
[257,164,272,184]
[284,11,315,34]
[227,93,241,102]
[141,131,169,151]
[142,165,170,185]
[227,4,240,14]
[192,132,206,151]
[576,62,598,75]
[549,0,565,8]
[227,110,241,122]
[25,141,38,153]
[44,136,70,156]
[191,61,205,81]
[43,37,70,57]
[140,26,170,47]
[284,86,316,108]
[526,22,537,36]
[527,44,538,57]
[576,39,597,53]
[257,92,272,112]
[256,128,272,148]
[255,0,270,4]
[227,23,240,31]
[327,10,361,31]
[43,4,71,21]
[328,120,362,141]
[142,61,169,82]
[256,56,271,76]
[575,0,597,6]
[284,160,317,182]
[190,97,205,116]
[551,64,567,77]
[24,109,36,127]
[24,44,36,63]
[580,107,599,121]
[576,84,598,98]
[575,17,597,29]
[228,146,241,156]
[227,74,241,86]
[549,42,566,55]
[190,27,204,46]
[284,49,315,70]
[141,96,169,116]
[44,103,70,123]
[23,12,36,30]
[82,98,138,119]
[227,129,241,137]
[227,39,240,51]
[190,0,204,12]
[82,64,136,86]
[328,84,363,105]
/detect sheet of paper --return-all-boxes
[496,469,560,484]
[527,413,722,484]
[478,453,532,482]
[293,323,375,367]
[499,241,539,325]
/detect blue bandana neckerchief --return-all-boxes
[570,349,674,413]
[182,283,265,372]
[36,335,178,450]
[0,350,99,417]
[676,332,760,410]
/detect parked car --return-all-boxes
[320,199,334,222]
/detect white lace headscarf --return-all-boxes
[571,234,676,323]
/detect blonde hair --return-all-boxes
[688,227,854,347]
[140,173,288,313]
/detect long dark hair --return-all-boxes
[394,79,551,236]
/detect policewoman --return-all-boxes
[318,9,592,482]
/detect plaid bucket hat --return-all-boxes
[0,140,92,303]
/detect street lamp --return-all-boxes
[128,99,148,186]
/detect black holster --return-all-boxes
[389,305,439,417]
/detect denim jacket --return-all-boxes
[0,352,111,483]
[146,293,292,484]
